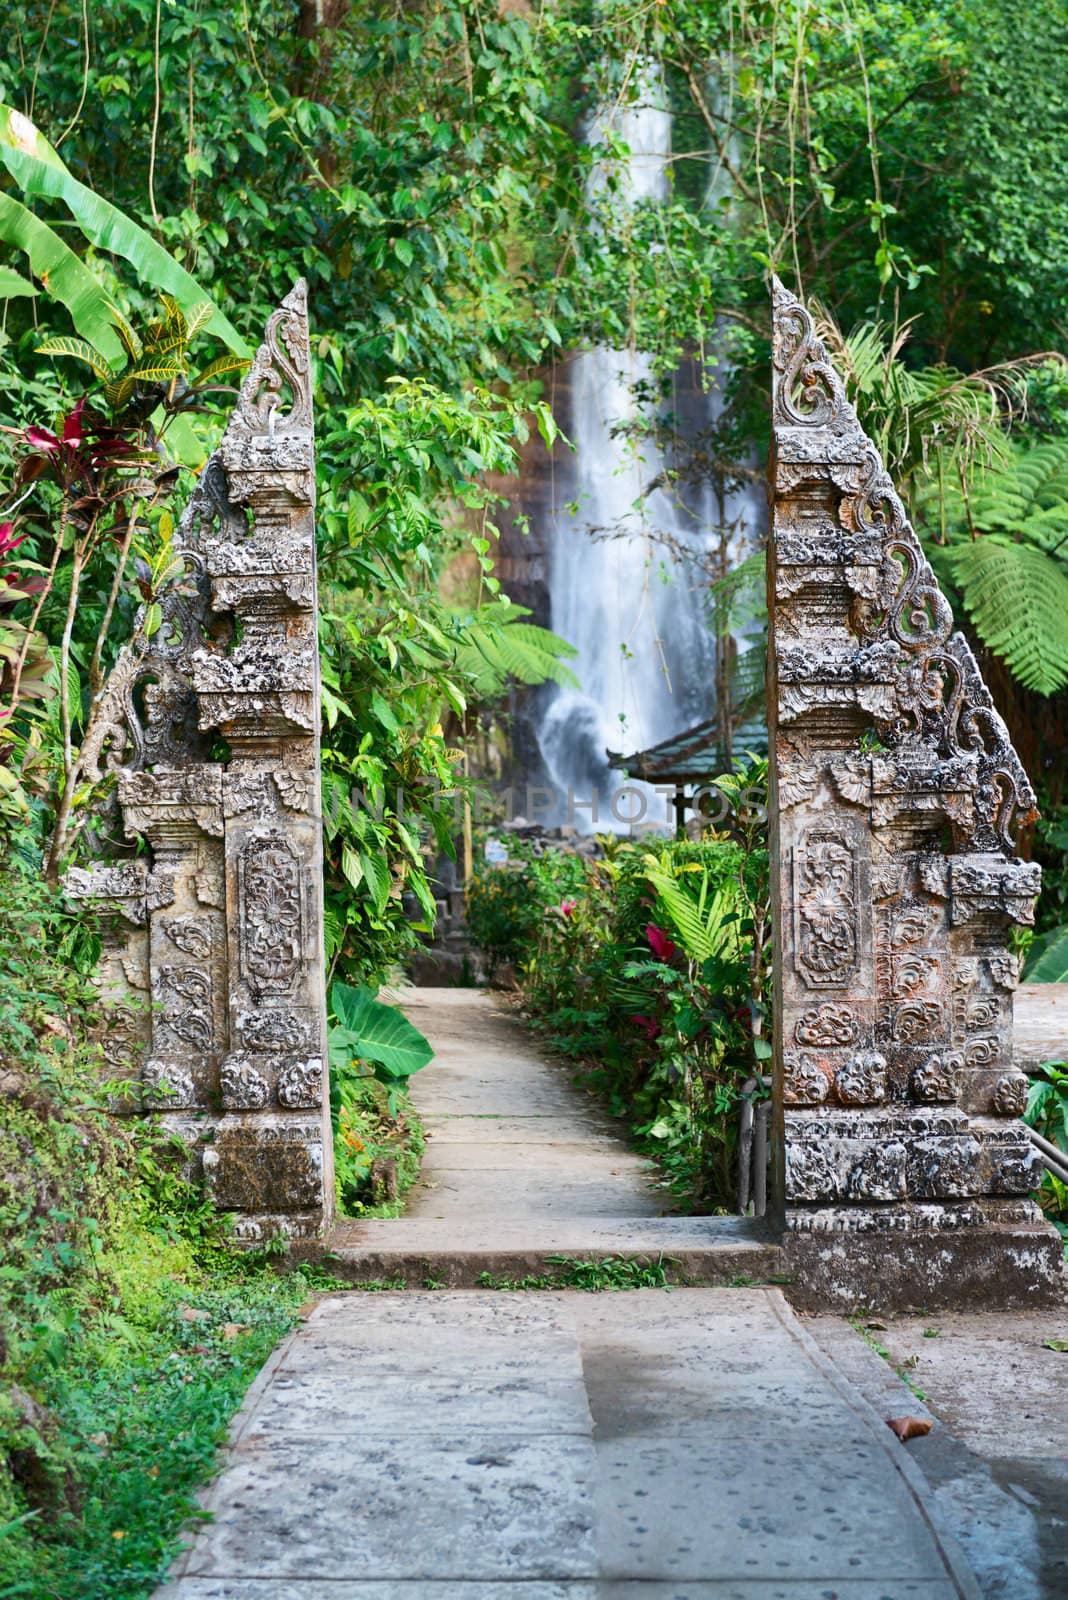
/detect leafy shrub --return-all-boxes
[327,981,432,1215]
[1025,1062,1068,1240]
[0,833,324,1594]
[465,838,588,977]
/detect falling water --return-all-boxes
[536,69,734,831]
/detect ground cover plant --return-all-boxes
[0,840,344,1597]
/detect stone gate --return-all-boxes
[62,275,1063,1300]
[67,282,333,1244]
[767,278,1063,1304]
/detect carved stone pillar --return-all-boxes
[767,279,1062,1307]
[65,284,333,1243]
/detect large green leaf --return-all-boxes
[330,980,434,1081]
[0,264,36,298]
[0,105,249,358]
[1023,922,1068,983]
[0,193,124,363]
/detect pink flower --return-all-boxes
[632,1014,660,1042]
[557,897,579,918]
[645,924,676,962]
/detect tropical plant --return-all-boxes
[328,980,435,1093]
[0,293,243,873]
[465,838,589,979]
[0,104,244,359]
[922,438,1068,696]
[327,979,433,1213]
[1024,1061,1068,1238]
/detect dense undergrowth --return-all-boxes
[0,843,340,1598]
[466,764,771,1212]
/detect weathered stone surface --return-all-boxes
[767,279,1062,1303]
[64,284,332,1238]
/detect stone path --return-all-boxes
[157,1287,978,1598]
[397,988,666,1222]
[328,989,778,1285]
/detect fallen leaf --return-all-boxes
[886,1416,932,1441]
[179,1305,210,1324]
[1042,1338,1068,1352]
[221,1323,247,1340]
[190,1344,211,1355]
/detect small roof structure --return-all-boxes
[607,715,767,787]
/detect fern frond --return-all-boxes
[946,538,1068,695]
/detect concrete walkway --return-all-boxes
[157,1287,978,1598]
[398,988,666,1222]
[329,989,778,1285]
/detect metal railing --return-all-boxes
[737,1075,772,1218]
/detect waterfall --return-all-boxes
[535,69,729,832]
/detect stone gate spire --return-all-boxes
[67,282,332,1244]
[766,277,1062,1305]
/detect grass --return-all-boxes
[476,1253,682,1291]
[851,1319,930,1404]
[0,1259,350,1600]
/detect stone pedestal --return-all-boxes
[66,284,332,1242]
[766,279,1062,1307]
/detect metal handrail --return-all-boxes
[737,1075,772,1217]
[1028,1126,1068,1187]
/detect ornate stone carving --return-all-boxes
[220,1055,271,1111]
[892,1000,943,1044]
[277,1056,323,1109]
[991,1073,1029,1118]
[910,1054,961,1104]
[783,1054,831,1105]
[846,1143,907,1202]
[60,283,332,1242]
[768,279,1058,1301]
[160,915,214,958]
[156,966,214,1053]
[239,833,304,997]
[238,1009,313,1053]
[834,1051,887,1106]
[794,1003,858,1047]
[793,832,859,988]
[143,1057,196,1109]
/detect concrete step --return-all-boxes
[322,1215,784,1288]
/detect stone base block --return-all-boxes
[783,1221,1065,1311]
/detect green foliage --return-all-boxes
[0,836,320,1595]
[465,838,588,979]
[330,1073,426,1221]
[451,602,580,700]
[476,1254,680,1292]
[1023,924,1068,982]
[917,436,1068,696]
[1024,1062,1068,1238]
[329,981,434,1088]
[0,102,242,361]
[327,981,431,1214]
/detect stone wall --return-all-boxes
[766,279,1063,1306]
[66,283,332,1243]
